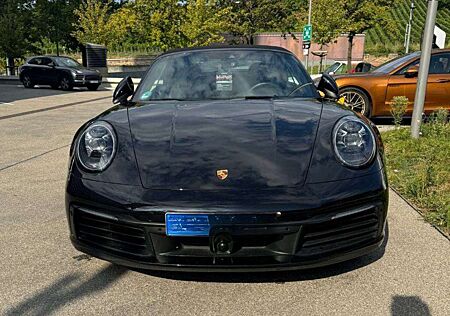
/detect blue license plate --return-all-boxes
[165,213,210,236]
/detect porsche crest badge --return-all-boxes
[216,169,229,180]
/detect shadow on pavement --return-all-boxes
[137,222,390,283]
[0,85,99,104]
[391,295,431,316]
[5,264,127,316]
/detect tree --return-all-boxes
[73,0,113,46]
[298,0,345,48]
[107,5,140,47]
[34,0,82,55]
[0,0,36,75]
[133,0,186,50]
[182,0,229,47]
[222,0,298,44]
[339,0,394,73]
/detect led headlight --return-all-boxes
[332,116,376,168]
[76,121,116,171]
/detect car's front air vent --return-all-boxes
[300,207,380,256]
[75,208,152,259]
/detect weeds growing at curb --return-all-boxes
[382,110,450,234]
[390,96,408,128]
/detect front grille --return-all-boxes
[75,209,153,259]
[299,206,380,257]
[74,74,84,81]
[85,75,99,81]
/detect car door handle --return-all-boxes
[436,79,450,83]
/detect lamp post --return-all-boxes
[411,0,439,139]
[405,0,415,54]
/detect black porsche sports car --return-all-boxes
[19,56,102,91]
[66,46,388,272]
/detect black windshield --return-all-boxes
[54,57,83,68]
[372,52,420,74]
[134,49,318,101]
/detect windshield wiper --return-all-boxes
[148,98,187,101]
[244,95,278,99]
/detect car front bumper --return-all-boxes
[66,170,388,272]
[73,75,102,86]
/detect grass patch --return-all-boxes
[382,123,450,234]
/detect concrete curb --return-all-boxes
[391,187,450,241]
[0,76,20,84]
[101,78,141,89]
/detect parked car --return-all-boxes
[19,56,102,91]
[354,62,375,73]
[66,46,388,272]
[311,61,348,80]
[311,61,373,80]
[336,49,450,117]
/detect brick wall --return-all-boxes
[254,33,366,64]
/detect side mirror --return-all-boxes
[405,65,419,78]
[317,73,339,100]
[113,76,134,105]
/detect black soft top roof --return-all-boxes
[160,45,292,56]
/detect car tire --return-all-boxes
[60,75,73,91]
[22,74,34,88]
[340,87,372,117]
[86,84,100,91]
[51,83,60,89]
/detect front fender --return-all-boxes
[306,102,385,184]
[68,106,141,186]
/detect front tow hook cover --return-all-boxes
[211,233,234,255]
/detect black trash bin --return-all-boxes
[82,43,107,75]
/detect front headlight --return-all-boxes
[332,116,376,168]
[71,70,82,77]
[76,121,116,171]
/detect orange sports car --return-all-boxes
[335,49,450,118]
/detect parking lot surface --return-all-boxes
[0,85,449,315]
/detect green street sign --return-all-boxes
[303,24,312,42]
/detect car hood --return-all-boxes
[128,99,323,190]
[60,67,100,76]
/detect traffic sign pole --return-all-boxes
[305,0,312,72]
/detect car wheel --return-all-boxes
[60,76,73,91]
[340,87,371,117]
[22,75,34,88]
[51,83,60,89]
[86,84,100,91]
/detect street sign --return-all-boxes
[303,24,312,42]
[434,25,446,49]
[302,43,311,50]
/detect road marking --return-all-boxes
[0,96,110,121]
[0,144,70,172]
[0,101,14,105]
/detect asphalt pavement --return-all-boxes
[0,85,449,315]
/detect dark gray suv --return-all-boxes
[19,56,102,91]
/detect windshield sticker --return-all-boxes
[216,73,233,91]
[140,90,152,100]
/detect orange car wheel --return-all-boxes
[340,87,371,117]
